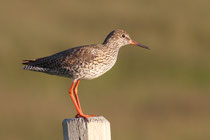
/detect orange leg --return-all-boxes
[69,80,97,120]
[73,80,82,111]
[69,81,83,115]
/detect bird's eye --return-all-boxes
[122,34,125,38]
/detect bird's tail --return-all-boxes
[22,58,48,72]
[22,59,36,65]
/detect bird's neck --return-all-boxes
[103,41,122,50]
[102,43,121,58]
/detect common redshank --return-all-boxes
[22,29,149,120]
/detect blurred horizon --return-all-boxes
[0,0,210,140]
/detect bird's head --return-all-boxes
[103,29,149,50]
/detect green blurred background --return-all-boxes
[0,0,210,139]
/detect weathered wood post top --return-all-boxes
[62,116,111,140]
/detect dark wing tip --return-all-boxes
[22,59,36,65]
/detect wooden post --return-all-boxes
[62,116,111,140]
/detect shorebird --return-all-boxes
[22,29,149,120]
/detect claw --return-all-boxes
[75,114,97,121]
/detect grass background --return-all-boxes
[0,0,210,139]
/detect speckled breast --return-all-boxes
[69,51,118,80]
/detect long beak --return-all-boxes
[130,40,150,50]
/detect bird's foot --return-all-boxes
[75,113,97,121]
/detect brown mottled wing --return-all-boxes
[22,44,102,72]
[23,50,70,68]
[62,45,102,67]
